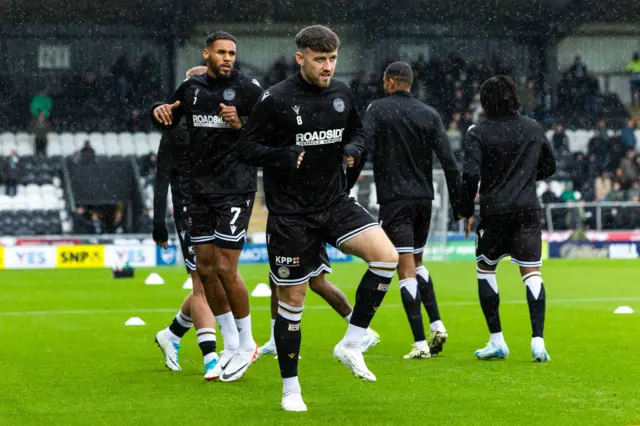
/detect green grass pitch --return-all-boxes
[1,259,640,425]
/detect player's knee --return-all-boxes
[277,285,307,307]
[308,275,325,294]
[196,261,216,281]
[215,258,237,284]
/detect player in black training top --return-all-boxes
[152,65,229,378]
[459,75,555,363]
[364,61,460,360]
[151,32,263,383]
[237,25,399,412]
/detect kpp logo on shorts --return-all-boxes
[275,256,300,267]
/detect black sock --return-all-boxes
[274,301,303,379]
[350,265,395,329]
[399,278,426,342]
[196,328,217,357]
[478,272,502,333]
[169,311,192,338]
[416,267,441,323]
[523,274,546,338]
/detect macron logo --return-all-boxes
[261,91,271,102]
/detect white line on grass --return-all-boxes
[1,297,639,317]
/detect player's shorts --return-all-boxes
[173,204,195,273]
[379,198,432,255]
[190,193,255,250]
[310,244,332,278]
[475,209,543,267]
[268,196,378,286]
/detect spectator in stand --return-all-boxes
[606,182,626,202]
[627,181,640,200]
[571,153,589,189]
[552,123,570,154]
[625,52,640,106]
[569,55,588,81]
[72,206,91,233]
[137,208,152,233]
[595,172,612,202]
[30,89,52,119]
[90,211,103,234]
[126,109,144,132]
[541,185,560,204]
[519,78,536,117]
[79,140,96,164]
[4,149,21,196]
[29,111,52,157]
[620,150,638,188]
[561,183,577,202]
[587,129,608,164]
[535,81,554,125]
[621,119,637,151]
[112,209,127,234]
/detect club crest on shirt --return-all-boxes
[223,88,236,101]
[333,98,345,113]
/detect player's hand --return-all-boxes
[343,145,361,168]
[465,217,474,240]
[219,103,242,129]
[297,151,305,169]
[153,101,181,126]
[153,223,169,249]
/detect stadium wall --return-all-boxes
[2,232,640,269]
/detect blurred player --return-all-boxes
[153,65,226,378]
[238,25,398,412]
[459,75,555,362]
[363,62,460,360]
[151,31,264,382]
[257,245,380,357]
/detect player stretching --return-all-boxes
[153,66,226,377]
[238,25,398,412]
[258,250,380,357]
[459,75,555,362]
[363,62,460,360]
[151,32,264,382]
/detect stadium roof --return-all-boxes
[2,0,639,30]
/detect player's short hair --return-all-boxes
[205,31,237,48]
[480,75,521,119]
[384,61,413,86]
[295,25,340,52]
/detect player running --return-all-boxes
[238,25,398,412]
[363,62,460,360]
[153,65,226,378]
[258,249,380,357]
[458,75,555,362]
[151,31,264,382]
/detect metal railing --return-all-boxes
[542,201,640,231]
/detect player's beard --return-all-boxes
[207,60,233,79]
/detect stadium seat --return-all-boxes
[74,132,90,150]
[148,132,161,154]
[47,135,64,156]
[17,139,35,156]
[105,139,121,156]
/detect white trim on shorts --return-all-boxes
[213,230,246,243]
[309,263,332,277]
[477,254,542,267]
[511,258,543,267]
[185,258,196,271]
[270,263,332,286]
[396,246,414,254]
[191,235,216,243]
[335,223,380,249]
